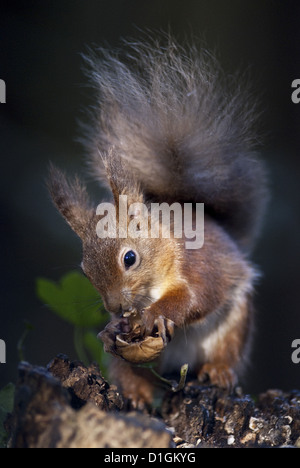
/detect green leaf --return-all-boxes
[0,383,15,448]
[36,271,107,328]
[0,383,14,414]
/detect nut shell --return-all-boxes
[115,334,165,364]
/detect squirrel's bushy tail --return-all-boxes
[84,36,268,252]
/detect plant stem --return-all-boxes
[150,363,189,392]
[74,327,89,365]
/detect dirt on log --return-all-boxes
[6,355,300,448]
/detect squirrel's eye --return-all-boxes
[124,250,136,269]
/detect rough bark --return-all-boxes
[7,355,300,448]
[162,382,300,448]
[8,356,172,448]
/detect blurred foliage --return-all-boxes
[36,271,110,375]
[0,383,15,448]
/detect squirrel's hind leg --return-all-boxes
[196,290,254,391]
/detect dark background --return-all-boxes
[0,0,300,394]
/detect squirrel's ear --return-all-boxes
[47,164,93,240]
[103,148,144,209]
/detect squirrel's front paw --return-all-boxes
[98,318,130,353]
[140,308,174,345]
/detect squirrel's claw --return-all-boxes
[198,363,238,391]
[98,318,129,353]
[140,308,174,345]
[155,316,175,345]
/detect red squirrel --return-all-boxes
[48,37,268,407]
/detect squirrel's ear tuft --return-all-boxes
[102,148,144,208]
[47,164,93,240]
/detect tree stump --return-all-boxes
[6,355,300,448]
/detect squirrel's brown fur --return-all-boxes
[48,36,267,407]
[83,37,267,252]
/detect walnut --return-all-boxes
[114,320,168,364]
